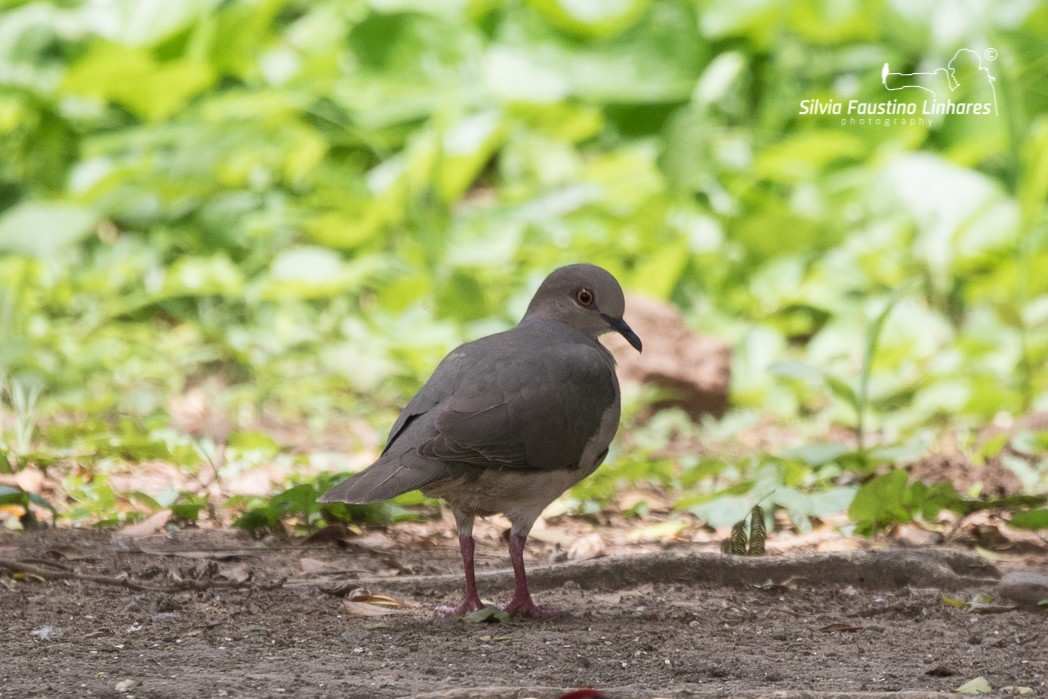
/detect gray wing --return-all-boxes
[417,333,618,472]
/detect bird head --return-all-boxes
[523,263,642,352]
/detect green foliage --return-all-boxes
[849,470,1048,536]
[1,0,1047,532]
[0,484,56,528]
[231,475,423,533]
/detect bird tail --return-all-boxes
[318,456,446,504]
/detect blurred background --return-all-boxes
[1,0,1046,539]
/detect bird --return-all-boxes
[319,263,642,617]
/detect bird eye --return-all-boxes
[575,288,594,306]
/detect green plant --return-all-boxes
[230,475,424,534]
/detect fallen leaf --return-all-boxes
[216,562,251,584]
[627,519,690,543]
[954,676,992,694]
[13,572,46,583]
[567,533,605,561]
[527,527,574,546]
[461,607,510,624]
[967,603,1017,614]
[300,557,336,575]
[350,531,395,551]
[973,546,1008,562]
[346,589,405,607]
[940,595,970,609]
[118,509,172,539]
[342,600,406,617]
[14,468,44,494]
[1000,686,1034,695]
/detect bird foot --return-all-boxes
[435,597,485,616]
[503,596,568,619]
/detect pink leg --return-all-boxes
[503,533,566,618]
[436,535,485,615]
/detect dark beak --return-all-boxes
[604,314,642,352]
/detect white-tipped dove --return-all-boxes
[319,264,642,617]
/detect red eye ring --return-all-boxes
[575,288,594,306]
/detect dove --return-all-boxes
[319,264,641,617]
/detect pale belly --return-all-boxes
[422,462,599,531]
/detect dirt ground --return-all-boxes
[2,526,1046,699]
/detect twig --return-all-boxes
[0,558,285,593]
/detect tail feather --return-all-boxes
[318,457,446,504]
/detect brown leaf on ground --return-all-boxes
[300,557,339,575]
[346,589,405,607]
[216,562,252,584]
[14,468,45,494]
[118,509,172,539]
[341,600,406,617]
[567,533,605,561]
[949,511,1048,555]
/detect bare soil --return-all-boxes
[1,527,1045,699]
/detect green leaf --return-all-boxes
[953,676,992,694]
[527,0,651,38]
[1008,509,1048,530]
[63,44,214,121]
[847,470,911,536]
[0,202,97,257]
[460,607,510,624]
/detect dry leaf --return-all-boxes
[567,533,606,561]
[14,468,44,494]
[967,603,1017,614]
[216,562,251,584]
[940,595,970,609]
[300,557,338,575]
[341,600,405,617]
[118,509,172,539]
[346,589,405,607]
[350,531,396,551]
[527,528,574,546]
[627,519,690,543]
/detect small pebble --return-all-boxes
[997,571,1048,608]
